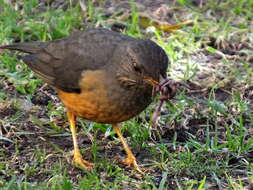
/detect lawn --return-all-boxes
[0,0,253,189]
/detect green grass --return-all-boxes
[1,0,253,189]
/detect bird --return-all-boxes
[0,28,169,173]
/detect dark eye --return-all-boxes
[133,65,142,73]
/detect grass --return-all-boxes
[0,0,253,189]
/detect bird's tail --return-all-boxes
[0,42,46,54]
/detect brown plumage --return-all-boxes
[0,28,169,172]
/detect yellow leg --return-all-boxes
[112,124,143,173]
[67,111,94,170]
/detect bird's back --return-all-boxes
[0,28,137,93]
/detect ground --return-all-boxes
[0,0,253,189]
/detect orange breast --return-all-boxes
[57,70,136,124]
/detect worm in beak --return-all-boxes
[150,77,179,128]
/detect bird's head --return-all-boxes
[113,39,169,89]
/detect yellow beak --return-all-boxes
[144,77,159,86]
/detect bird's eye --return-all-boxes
[133,65,142,73]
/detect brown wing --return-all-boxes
[0,28,135,93]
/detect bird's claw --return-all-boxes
[122,157,144,174]
[74,153,94,171]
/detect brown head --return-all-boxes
[108,39,169,90]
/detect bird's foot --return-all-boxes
[74,153,94,170]
[122,156,144,173]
